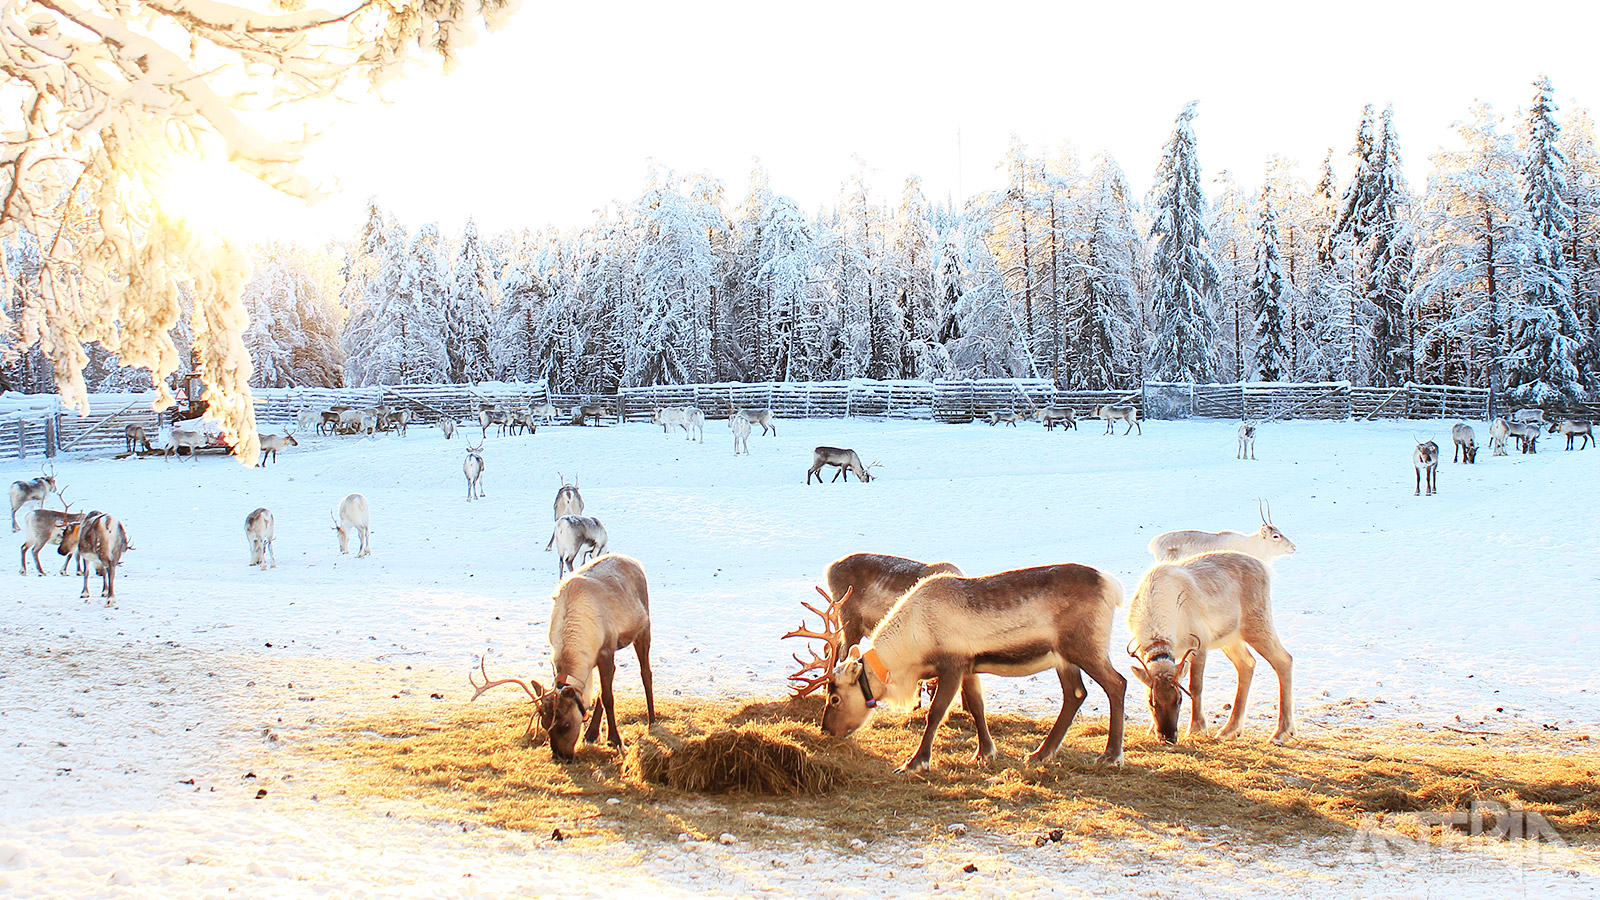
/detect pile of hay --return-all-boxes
[627,726,840,795]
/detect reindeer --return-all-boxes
[317,409,345,436]
[1414,440,1439,495]
[124,423,152,454]
[821,563,1126,772]
[245,507,275,569]
[464,443,486,501]
[1149,502,1296,563]
[477,406,496,438]
[987,409,1022,427]
[671,406,705,441]
[164,426,209,461]
[257,433,298,465]
[1549,419,1593,450]
[1092,404,1141,435]
[549,515,608,577]
[1236,423,1256,460]
[1504,421,1540,454]
[806,447,877,483]
[1451,423,1478,463]
[1128,551,1294,745]
[1488,417,1512,456]
[19,489,84,575]
[332,492,370,557]
[728,402,777,436]
[573,402,610,426]
[441,418,456,440]
[296,408,321,434]
[58,511,129,603]
[1512,407,1548,426]
[808,554,966,658]
[469,554,655,761]
[1038,407,1076,431]
[551,475,584,520]
[10,467,57,532]
[730,412,751,455]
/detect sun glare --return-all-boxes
[153,156,310,243]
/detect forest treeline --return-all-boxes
[5,79,1598,406]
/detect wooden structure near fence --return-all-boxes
[0,379,1502,460]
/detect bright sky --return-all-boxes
[204,0,1600,245]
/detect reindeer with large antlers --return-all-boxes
[19,488,84,576]
[10,466,57,532]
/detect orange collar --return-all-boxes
[862,648,891,685]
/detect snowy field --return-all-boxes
[2,414,1597,898]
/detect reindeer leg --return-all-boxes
[1216,641,1256,739]
[1077,655,1126,767]
[1245,632,1295,744]
[1026,665,1088,766]
[958,674,996,761]
[1186,648,1211,738]
[899,667,962,773]
[634,629,656,726]
[592,653,621,746]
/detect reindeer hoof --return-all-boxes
[1095,751,1125,767]
[1024,749,1056,767]
[1271,729,1296,746]
[895,757,931,774]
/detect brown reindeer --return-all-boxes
[807,447,877,483]
[20,495,86,576]
[821,564,1126,772]
[470,554,655,761]
[57,511,130,603]
[1127,551,1295,746]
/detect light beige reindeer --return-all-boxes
[1148,501,1296,563]
[245,507,275,569]
[20,489,84,576]
[332,492,370,557]
[821,563,1127,772]
[10,466,57,532]
[1237,422,1256,459]
[730,411,751,455]
[1093,404,1141,435]
[1127,551,1294,745]
[469,554,655,761]
[549,515,608,577]
[464,442,486,501]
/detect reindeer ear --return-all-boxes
[845,645,862,662]
[1129,666,1152,687]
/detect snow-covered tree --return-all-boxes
[627,169,715,386]
[1064,156,1139,389]
[448,220,496,384]
[342,222,450,385]
[1146,102,1222,382]
[1363,108,1416,387]
[1249,197,1292,382]
[240,243,345,388]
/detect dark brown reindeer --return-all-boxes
[470,554,655,761]
[821,564,1126,772]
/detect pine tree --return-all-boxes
[448,220,496,384]
[1146,102,1222,382]
[1065,156,1139,389]
[1363,108,1415,387]
[1249,197,1291,382]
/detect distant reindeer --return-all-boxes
[1414,440,1439,495]
[317,409,344,435]
[1037,407,1077,431]
[987,409,1022,427]
[469,554,655,761]
[549,515,608,577]
[807,447,877,483]
[164,426,209,461]
[1511,408,1548,426]
[1236,423,1256,460]
[573,402,610,426]
[532,401,559,425]
[728,402,776,435]
[821,563,1127,772]
[552,474,584,520]
[477,406,495,439]
[296,409,321,433]
[1093,404,1141,435]
[441,418,456,440]
[1149,501,1296,563]
[58,511,129,603]
[1549,419,1593,450]
[464,443,486,501]
[245,507,275,569]
[1127,551,1295,745]
[124,424,152,454]
[10,467,57,532]
[1504,421,1541,454]
[730,412,751,455]
[1488,417,1511,456]
[332,493,371,557]
[1451,423,1478,463]
[257,433,298,465]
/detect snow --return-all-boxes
[3,416,1597,897]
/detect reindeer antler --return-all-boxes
[781,586,849,697]
[56,487,72,512]
[469,654,550,739]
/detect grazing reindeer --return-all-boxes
[441,418,456,440]
[551,475,584,520]
[464,443,486,501]
[124,424,152,454]
[1237,423,1256,459]
[821,563,1127,772]
[10,468,57,532]
[257,433,298,465]
[1127,551,1295,745]
[1038,407,1077,431]
[728,402,777,435]
[1414,440,1439,495]
[987,409,1022,426]
[730,412,752,455]
[1452,423,1478,463]
[58,511,130,603]
[807,447,877,483]
[469,554,655,760]
[20,501,85,576]
[245,507,275,569]
[549,515,608,577]
[1093,404,1141,435]
[1549,419,1593,450]
[1150,501,1295,563]
[820,553,965,653]
[1488,417,1511,456]
[1504,421,1540,454]
[332,492,371,557]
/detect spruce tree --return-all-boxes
[1147,102,1222,382]
[1249,197,1291,382]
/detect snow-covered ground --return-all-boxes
[2,415,1597,898]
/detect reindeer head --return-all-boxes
[285,434,299,447]
[1255,500,1296,557]
[1128,636,1197,744]
[821,645,876,737]
[538,682,589,761]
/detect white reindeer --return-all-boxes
[164,426,209,461]
[821,563,1127,772]
[1488,417,1512,456]
[469,554,655,760]
[658,406,705,441]
[1414,440,1439,495]
[296,409,321,434]
[257,432,298,465]
[1236,422,1256,459]
[245,507,275,569]
[532,401,559,425]
[441,418,456,440]
[729,403,777,435]
[1451,422,1477,463]
[1092,404,1141,435]
[730,412,751,455]
[1511,408,1548,426]
[1127,551,1295,745]
[1148,501,1295,563]
[9,468,57,532]
[549,515,608,577]
[332,492,370,557]
[464,443,486,501]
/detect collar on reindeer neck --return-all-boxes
[1142,640,1176,664]
[857,648,890,708]
[555,673,587,718]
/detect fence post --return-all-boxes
[46,415,57,457]
[15,419,23,459]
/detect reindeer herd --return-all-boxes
[1411,408,1591,497]
[11,466,130,602]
